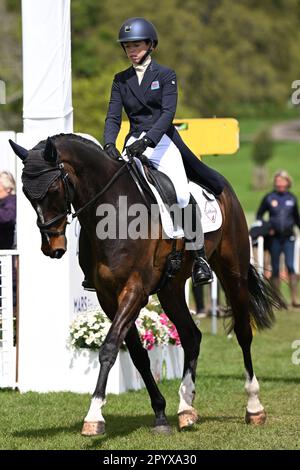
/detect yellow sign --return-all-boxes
[116,118,239,157]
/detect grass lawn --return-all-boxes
[203,116,300,216]
[1,115,299,451]
[1,309,299,450]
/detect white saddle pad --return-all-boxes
[133,159,222,239]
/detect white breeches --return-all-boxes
[125,133,190,209]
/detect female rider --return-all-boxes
[103,17,213,286]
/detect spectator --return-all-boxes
[256,170,300,307]
[0,171,16,249]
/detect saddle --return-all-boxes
[127,156,177,209]
[126,154,222,293]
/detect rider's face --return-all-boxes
[123,41,150,64]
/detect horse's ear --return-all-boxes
[9,139,28,161]
[43,137,58,163]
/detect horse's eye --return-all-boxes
[49,182,60,193]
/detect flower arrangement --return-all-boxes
[69,310,111,351]
[70,305,181,351]
[136,309,181,350]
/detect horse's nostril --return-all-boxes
[53,249,65,259]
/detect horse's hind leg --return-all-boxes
[125,326,171,434]
[212,262,266,425]
[158,281,201,430]
[233,279,266,424]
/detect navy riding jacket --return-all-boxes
[104,60,225,195]
[256,190,300,238]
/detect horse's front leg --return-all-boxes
[158,281,201,431]
[81,277,147,436]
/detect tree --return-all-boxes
[251,128,274,189]
[2,0,300,134]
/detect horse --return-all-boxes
[9,134,285,436]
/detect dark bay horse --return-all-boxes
[10,134,284,435]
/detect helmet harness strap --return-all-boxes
[121,40,154,65]
[138,41,153,65]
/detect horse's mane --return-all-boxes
[32,133,103,154]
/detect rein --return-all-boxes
[71,163,128,219]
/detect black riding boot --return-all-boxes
[184,194,213,286]
[191,246,213,286]
[79,227,96,292]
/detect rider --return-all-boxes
[103,17,213,286]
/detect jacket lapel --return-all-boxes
[127,67,147,106]
[140,60,159,95]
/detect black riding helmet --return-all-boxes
[118,17,158,64]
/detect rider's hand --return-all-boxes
[104,143,122,160]
[126,136,154,158]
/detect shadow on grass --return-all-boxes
[201,374,300,385]
[12,414,176,441]
[12,421,83,438]
[10,412,245,449]
[12,411,237,447]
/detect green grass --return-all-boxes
[203,117,300,215]
[1,310,299,450]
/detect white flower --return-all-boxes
[86,333,96,345]
[69,298,180,351]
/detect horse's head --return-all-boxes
[9,137,74,259]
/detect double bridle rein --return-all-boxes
[26,160,128,237]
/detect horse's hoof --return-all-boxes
[178,409,199,431]
[245,409,267,425]
[152,424,173,435]
[81,421,105,436]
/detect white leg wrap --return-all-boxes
[245,374,264,414]
[178,371,195,414]
[84,397,106,423]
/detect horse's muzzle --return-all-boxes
[51,248,66,259]
[41,234,67,258]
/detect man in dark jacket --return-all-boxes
[256,170,300,307]
[0,171,16,249]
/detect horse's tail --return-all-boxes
[248,264,286,330]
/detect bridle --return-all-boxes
[22,161,74,237]
[25,159,128,237]
[33,162,74,237]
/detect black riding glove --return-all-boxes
[104,143,122,160]
[126,136,154,158]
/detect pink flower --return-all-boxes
[168,325,181,345]
[159,313,169,326]
[142,330,156,350]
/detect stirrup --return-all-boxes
[192,257,213,286]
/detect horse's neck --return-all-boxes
[62,139,124,212]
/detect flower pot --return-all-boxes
[67,344,183,394]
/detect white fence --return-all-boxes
[250,234,300,276]
[0,251,17,388]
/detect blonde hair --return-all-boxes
[273,170,292,189]
[0,171,16,195]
